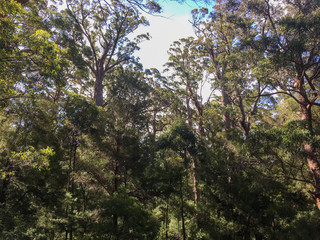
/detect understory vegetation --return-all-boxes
[1,0,320,239]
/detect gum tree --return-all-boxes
[191,0,269,138]
[247,0,320,209]
[56,0,154,106]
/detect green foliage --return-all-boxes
[99,189,160,239]
[158,120,196,155]
[2,0,320,239]
[65,93,99,133]
[11,146,54,172]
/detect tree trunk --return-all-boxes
[301,104,320,209]
[193,93,204,136]
[191,157,199,202]
[94,71,104,107]
[179,174,186,240]
[222,87,232,130]
[208,50,231,130]
[185,85,200,202]
[65,131,77,240]
[197,112,204,136]
[113,136,120,229]
[237,92,250,140]
[0,177,8,205]
[165,197,169,240]
[304,142,320,209]
[297,78,320,210]
[186,86,193,129]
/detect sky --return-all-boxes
[133,0,208,71]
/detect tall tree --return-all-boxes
[192,0,270,139]
[56,0,150,106]
[165,37,213,202]
[192,3,237,130]
[166,37,212,136]
[247,0,320,209]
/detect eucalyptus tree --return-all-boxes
[245,0,320,209]
[191,2,239,130]
[191,0,271,139]
[165,37,213,202]
[55,0,157,106]
[165,37,211,136]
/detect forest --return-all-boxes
[1,0,320,239]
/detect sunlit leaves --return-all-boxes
[11,146,54,171]
[28,30,66,81]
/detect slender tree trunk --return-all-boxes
[185,86,200,202]
[208,51,231,130]
[114,137,120,193]
[193,93,204,136]
[179,174,186,240]
[222,87,232,130]
[152,110,157,141]
[69,228,73,240]
[186,91,192,129]
[237,92,250,140]
[191,157,199,202]
[197,112,204,136]
[70,133,77,240]
[0,177,8,205]
[114,160,119,193]
[66,131,77,240]
[113,136,120,229]
[94,70,104,107]
[165,197,169,240]
[113,168,119,229]
[194,99,202,202]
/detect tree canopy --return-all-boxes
[1,0,320,239]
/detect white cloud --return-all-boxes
[130,2,213,102]
[133,14,195,71]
